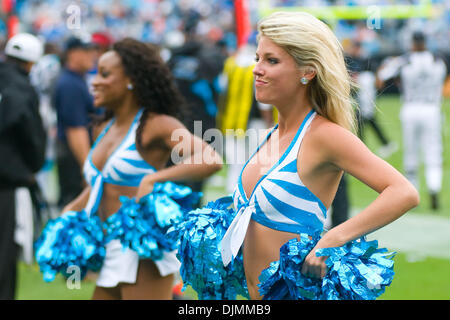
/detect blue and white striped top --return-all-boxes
[221,110,327,266]
[82,108,156,217]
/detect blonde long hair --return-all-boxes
[258,11,357,132]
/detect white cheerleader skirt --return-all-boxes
[96,239,181,288]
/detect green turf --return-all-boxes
[381,254,450,300]
[349,95,450,217]
[17,263,96,300]
[17,252,450,300]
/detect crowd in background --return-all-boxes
[0,0,237,56]
[0,1,450,58]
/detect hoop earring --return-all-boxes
[127,83,134,90]
[300,77,309,85]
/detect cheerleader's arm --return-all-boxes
[135,114,223,200]
[300,119,419,279]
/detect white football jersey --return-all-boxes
[378,51,447,106]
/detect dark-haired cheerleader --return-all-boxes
[35,38,222,300]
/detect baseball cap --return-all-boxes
[91,32,113,49]
[412,31,426,43]
[5,33,43,63]
[64,35,94,52]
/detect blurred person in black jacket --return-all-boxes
[0,33,46,299]
[167,11,226,202]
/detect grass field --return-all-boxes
[349,95,450,215]
[16,252,450,300]
[17,94,450,300]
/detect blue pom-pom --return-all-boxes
[258,234,321,300]
[316,238,396,300]
[34,210,105,282]
[259,235,396,300]
[168,196,249,300]
[103,181,201,260]
[152,181,202,211]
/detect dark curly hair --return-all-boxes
[95,37,186,150]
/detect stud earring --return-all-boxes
[127,83,134,90]
[300,77,309,85]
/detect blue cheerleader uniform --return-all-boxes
[175,109,395,300]
[83,108,181,287]
[221,109,395,300]
[35,109,198,286]
[221,109,325,266]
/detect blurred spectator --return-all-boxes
[377,31,448,210]
[30,42,62,213]
[167,12,226,200]
[0,33,46,299]
[18,0,239,54]
[345,40,397,158]
[87,31,114,93]
[13,0,450,56]
[91,31,114,53]
[54,36,96,208]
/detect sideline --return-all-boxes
[363,211,450,261]
[203,182,450,261]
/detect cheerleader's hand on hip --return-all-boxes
[136,175,155,202]
[301,247,328,279]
